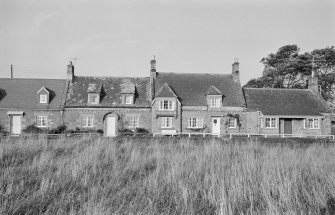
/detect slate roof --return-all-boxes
[65,76,151,107]
[154,73,245,106]
[0,78,67,110]
[243,88,331,116]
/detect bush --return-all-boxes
[135,128,149,134]
[22,124,43,134]
[48,125,67,134]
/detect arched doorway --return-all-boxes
[104,113,118,137]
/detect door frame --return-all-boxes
[211,117,221,136]
[10,114,22,135]
[104,113,118,137]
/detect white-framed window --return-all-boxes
[36,115,48,127]
[39,94,47,104]
[161,117,173,128]
[228,117,236,128]
[209,97,221,107]
[305,118,320,129]
[81,116,94,127]
[125,95,133,104]
[128,116,139,128]
[88,94,99,104]
[265,117,277,128]
[159,100,174,110]
[188,117,203,128]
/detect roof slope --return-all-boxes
[243,88,331,116]
[0,78,67,110]
[155,73,245,106]
[65,76,151,107]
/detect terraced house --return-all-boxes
[0,60,332,137]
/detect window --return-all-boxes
[305,118,320,129]
[128,116,139,128]
[161,117,173,128]
[209,97,220,107]
[125,95,133,104]
[39,94,47,104]
[188,117,203,128]
[265,117,277,128]
[159,100,174,110]
[88,94,99,104]
[36,115,47,127]
[228,117,236,128]
[81,116,94,127]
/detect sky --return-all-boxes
[0,0,334,85]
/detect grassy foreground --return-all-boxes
[1,137,335,215]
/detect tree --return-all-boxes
[245,45,335,105]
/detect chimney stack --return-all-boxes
[308,72,319,92]
[67,61,74,82]
[150,57,157,100]
[232,58,240,83]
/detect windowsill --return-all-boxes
[36,126,47,128]
[306,128,320,129]
[82,126,94,128]
[158,109,175,111]
[264,127,278,129]
[228,127,237,129]
[187,127,204,129]
[161,127,173,129]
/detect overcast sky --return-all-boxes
[0,0,334,85]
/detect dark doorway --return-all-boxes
[284,119,293,134]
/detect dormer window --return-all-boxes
[40,94,48,103]
[125,95,134,104]
[37,87,50,104]
[88,94,99,105]
[209,97,221,107]
[87,83,102,105]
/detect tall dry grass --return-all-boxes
[1,136,335,214]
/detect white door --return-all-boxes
[11,115,21,135]
[212,117,221,136]
[105,116,116,137]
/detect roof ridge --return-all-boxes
[0,78,66,81]
[76,75,149,79]
[243,87,310,91]
[158,72,232,76]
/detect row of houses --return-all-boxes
[0,60,332,137]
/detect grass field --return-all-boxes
[1,136,335,215]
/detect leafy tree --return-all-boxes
[245,45,335,105]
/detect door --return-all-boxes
[11,115,21,135]
[212,117,221,136]
[284,119,292,135]
[105,116,116,137]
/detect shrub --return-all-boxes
[48,124,67,134]
[22,124,43,134]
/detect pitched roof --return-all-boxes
[156,83,178,98]
[206,85,222,95]
[243,88,331,116]
[65,76,151,107]
[154,73,245,106]
[0,78,67,110]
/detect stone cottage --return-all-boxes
[0,78,67,135]
[63,62,152,136]
[243,76,332,136]
[150,60,246,136]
